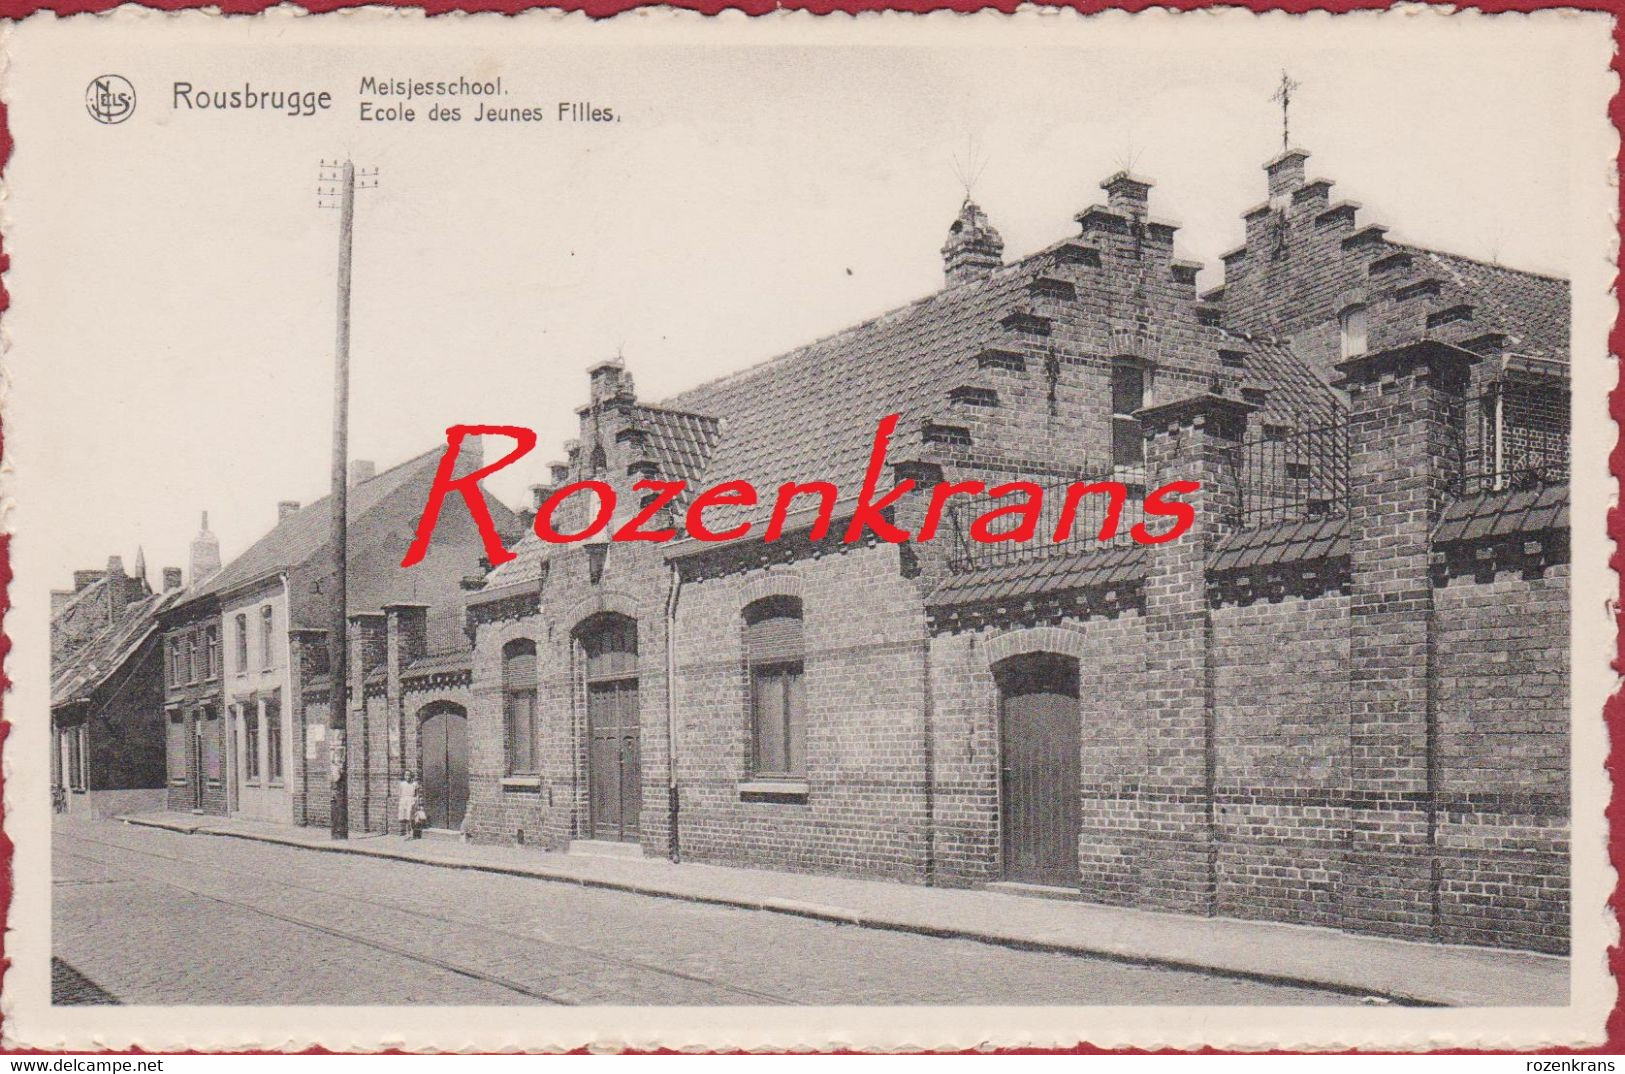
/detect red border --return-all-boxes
[4,0,1622,1056]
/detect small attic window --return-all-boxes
[1219,349,1247,369]
[1339,304,1368,359]
[1110,359,1150,470]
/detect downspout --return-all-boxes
[665,562,683,863]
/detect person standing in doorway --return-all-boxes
[397,771,418,838]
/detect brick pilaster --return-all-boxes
[1336,340,1475,940]
[1128,392,1251,915]
[384,603,429,827]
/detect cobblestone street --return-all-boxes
[54,818,1359,1006]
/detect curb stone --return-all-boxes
[118,813,1554,1007]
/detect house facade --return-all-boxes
[426,146,1570,955]
[160,589,226,815]
[158,445,520,833]
[50,556,186,817]
[220,577,294,823]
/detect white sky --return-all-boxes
[5,10,1599,589]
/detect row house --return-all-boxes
[50,554,187,817]
[423,146,1570,954]
[159,444,518,828]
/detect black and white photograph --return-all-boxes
[4,7,1615,1054]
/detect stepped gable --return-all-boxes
[483,400,720,588]
[1217,147,1570,388]
[661,257,1041,506]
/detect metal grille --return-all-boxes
[1457,384,1570,496]
[1235,412,1350,529]
[945,469,1148,573]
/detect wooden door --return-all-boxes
[588,680,640,841]
[191,713,206,811]
[421,705,469,831]
[997,654,1081,887]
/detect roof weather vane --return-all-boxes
[950,134,990,203]
[1270,71,1300,153]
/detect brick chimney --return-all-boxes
[349,459,376,486]
[941,199,1004,288]
[162,567,183,591]
[278,500,301,521]
[73,569,104,592]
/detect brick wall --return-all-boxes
[1433,559,1569,952]
[1211,591,1351,927]
[673,546,931,881]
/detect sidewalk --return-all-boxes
[117,810,1567,1008]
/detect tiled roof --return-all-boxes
[1401,247,1569,361]
[1225,333,1344,427]
[927,544,1146,609]
[51,589,186,710]
[404,650,473,676]
[1434,483,1568,545]
[480,539,546,588]
[662,256,1045,512]
[632,404,722,488]
[192,447,448,602]
[1210,516,1349,573]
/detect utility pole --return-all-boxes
[318,159,376,840]
[328,159,355,841]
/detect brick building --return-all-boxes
[50,554,186,817]
[405,146,1566,954]
[158,446,519,829]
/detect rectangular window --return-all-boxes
[167,637,181,687]
[1340,304,1369,359]
[244,704,261,782]
[202,706,222,782]
[186,633,198,685]
[260,606,275,669]
[235,614,249,673]
[205,626,220,680]
[505,689,538,776]
[751,662,806,777]
[1110,363,1148,470]
[264,697,284,783]
[66,727,87,791]
[166,711,187,781]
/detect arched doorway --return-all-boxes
[418,702,469,831]
[578,613,640,842]
[995,652,1081,887]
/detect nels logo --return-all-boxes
[85,75,136,124]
